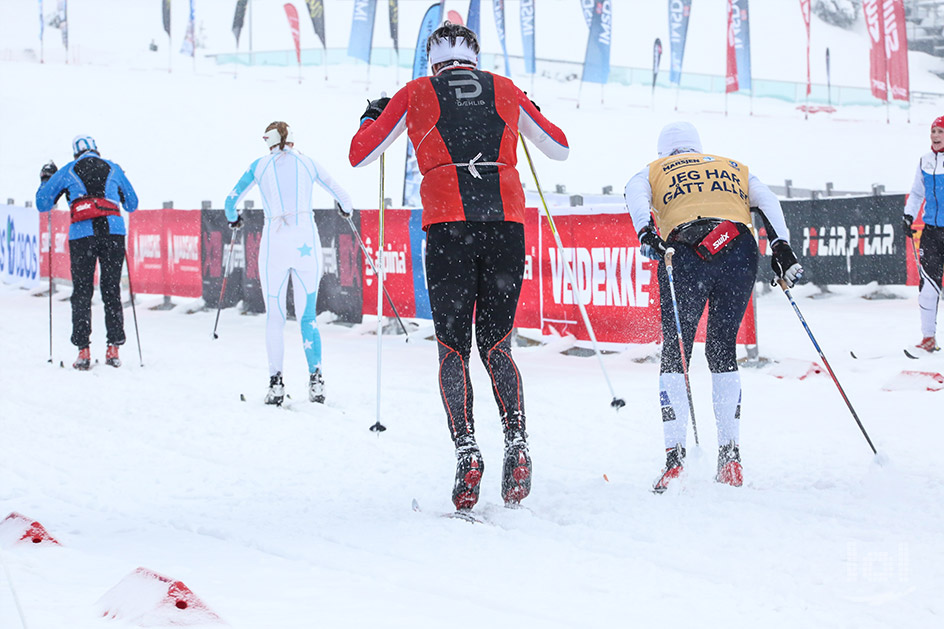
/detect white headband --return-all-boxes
[428,36,478,67]
[263,126,294,149]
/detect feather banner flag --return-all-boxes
[348,0,378,63]
[403,3,443,207]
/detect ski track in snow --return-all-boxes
[1,283,943,627]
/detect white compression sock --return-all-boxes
[712,371,741,446]
[659,372,689,450]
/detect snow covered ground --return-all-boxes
[2,280,943,628]
[2,1,944,627]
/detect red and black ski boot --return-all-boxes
[501,430,532,506]
[73,347,91,371]
[716,441,743,487]
[105,344,121,368]
[652,444,685,494]
[452,435,484,511]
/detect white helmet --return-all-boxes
[72,135,98,157]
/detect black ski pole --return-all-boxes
[343,213,410,341]
[212,227,239,340]
[774,278,877,455]
[124,251,144,367]
[664,249,699,446]
[519,132,625,410]
[47,213,53,364]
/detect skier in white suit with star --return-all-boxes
[225,121,354,405]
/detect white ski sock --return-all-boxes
[918,279,939,339]
[712,371,741,446]
[660,372,689,450]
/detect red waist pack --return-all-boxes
[70,198,120,223]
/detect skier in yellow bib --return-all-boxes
[624,122,803,492]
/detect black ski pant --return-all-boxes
[69,230,126,348]
[425,221,526,443]
[658,233,758,374]
[919,224,944,292]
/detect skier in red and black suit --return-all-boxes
[349,22,569,512]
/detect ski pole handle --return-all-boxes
[665,247,675,269]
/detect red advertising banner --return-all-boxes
[360,209,417,318]
[164,210,202,297]
[358,206,757,349]
[799,0,811,96]
[284,3,301,65]
[864,0,888,100]
[885,0,910,101]
[128,210,165,294]
[725,0,739,93]
[128,209,202,297]
[514,206,541,329]
[40,209,72,281]
[537,208,662,347]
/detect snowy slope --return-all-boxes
[2,0,944,209]
[1,281,943,628]
[2,2,944,627]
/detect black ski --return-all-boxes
[411,498,485,524]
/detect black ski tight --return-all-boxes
[425,221,526,442]
[69,230,126,348]
[658,234,758,374]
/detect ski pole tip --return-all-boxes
[369,422,387,433]
[611,397,626,410]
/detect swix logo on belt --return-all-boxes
[712,232,729,249]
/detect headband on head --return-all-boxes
[428,36,478,67]
[263,126,295,149]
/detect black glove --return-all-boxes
[39,161,58,184]
[524,91,541,112]
[638,225,668,261]
[334,200,352,219]
[229,215,243,230]
[771,240,803,287]
[903,214,916,237]
[361,97,390,122]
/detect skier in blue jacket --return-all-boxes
[36,135,138,369]
[904,115,944,354]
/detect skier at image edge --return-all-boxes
[624,121,803,492]
[225,122,354,406]
[903,115,944,355]
[349,22,569,511]
[35,135,138,370]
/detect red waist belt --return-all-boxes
[70,198,120,223]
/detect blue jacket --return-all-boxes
[904,150,944,227]
[35,152,138,240]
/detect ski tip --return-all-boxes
[411,498,420,512]
[904,349,920,360]
[239,393,246,402]
[603,473,610,483]
[59,360,64,368]
[849,351,858,359]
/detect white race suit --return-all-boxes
[225,146,353,377]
